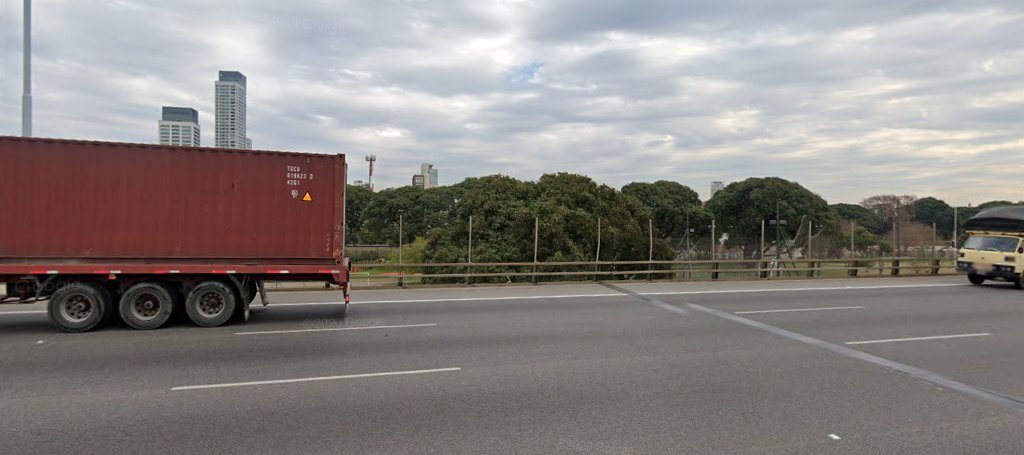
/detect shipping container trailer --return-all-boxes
[0,136,350,332]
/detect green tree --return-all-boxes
[977,200,1017,210]
[420,173,673,282]
[912,197,954,237]
[621,180,709,239]
[839,226,893,255]
[345,184,373,244]
[831,203,887,235]
[706,177,840,258]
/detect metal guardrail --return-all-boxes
[348,257,958,287]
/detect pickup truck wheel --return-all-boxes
[1015,278,1024,290]
[968,273,985,285]
[47,282,108,333]
[119,283,175,330]
[185,281,236,327]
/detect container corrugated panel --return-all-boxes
[0,137,345,265]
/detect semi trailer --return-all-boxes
[0,136,350,332]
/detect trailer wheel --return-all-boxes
[47,282,109,333]
[119,283,175,330]
[968,273,985,285]
[185,281,236,327]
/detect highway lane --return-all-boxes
[2,276,1024,453]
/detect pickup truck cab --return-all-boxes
[957,207,1024,288]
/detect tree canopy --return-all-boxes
[621,180,710,239]
[706,177,839,257]
[831,203,888,235]
[912,197,954,237]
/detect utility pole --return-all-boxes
[595,217,601,280]
[22,0,32,137]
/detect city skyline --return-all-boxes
[2,1,1023,204]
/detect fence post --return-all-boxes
[467,215,473,286]
[398,214,404,288]
[760,220,767,279]
[892,258,900,276]
[807,220,814,277]
[932,222,937,262]
[595,217,601,282]
[850,222,856,258]
[711,261,720,280]
[711,219,716,260]
[533,217,539,284]
[648,218,654,281]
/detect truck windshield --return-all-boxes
[963,236,1020,252]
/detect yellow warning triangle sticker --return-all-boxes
[302,192,312,202]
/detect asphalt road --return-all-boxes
[2,276,1024,454]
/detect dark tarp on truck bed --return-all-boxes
[965,206,1024,232]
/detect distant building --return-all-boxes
[245,137,252,150]
[411,163,438,189]
[158,106,200,147]
[711,181,725,197]
[215,71,247,149]
[352,180,371,189]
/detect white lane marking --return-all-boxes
[845,333,991,345]
[0,310,46,315]
[734,306,864,315]
[274,293,624,306]
[829,434,841,440]
[647,283,963,297]
[234,323,437,336]
[269,283,963,306]
[171,367,462,391]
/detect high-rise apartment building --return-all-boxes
[412,163,438,189]
[215,71,247,149]
[158,106,200,147]
[711,181,725,197]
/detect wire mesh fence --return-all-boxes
[347,213,960,288]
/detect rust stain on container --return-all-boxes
[0,137,346,266]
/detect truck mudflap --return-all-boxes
[344,281,351,304]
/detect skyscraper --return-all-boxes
[711,181,725,197]
[421,163,438,189]
[158,107,200,147]
[215,71,247,149]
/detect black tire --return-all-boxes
[184,281,236,327]
[119,282,175,330]
[1015,278,1024,290]
[968,273,985,286]
[47,282,109,333]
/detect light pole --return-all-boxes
[22,0,32,137]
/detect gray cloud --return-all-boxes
[2,0,1023,205]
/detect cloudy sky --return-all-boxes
[2,0,1023,205]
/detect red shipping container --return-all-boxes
[0,136,346,268]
